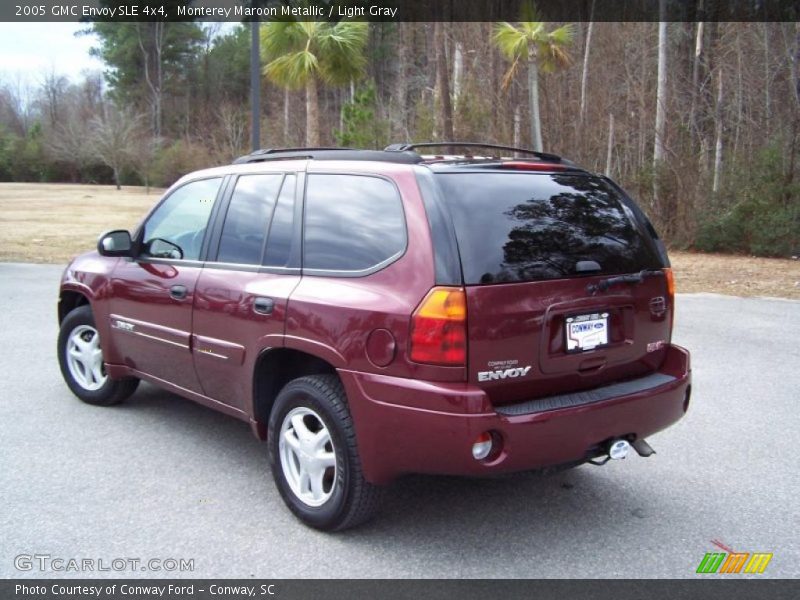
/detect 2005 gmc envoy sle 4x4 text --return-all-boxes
[57,142,692,531]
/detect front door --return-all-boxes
[108,177,224,393]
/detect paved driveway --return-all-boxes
[1,263,797,578]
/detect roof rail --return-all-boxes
[249,147,353,156]
[384,142,562,162]
[232,147,422,165]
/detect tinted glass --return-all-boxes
[304,175,406,272]
[264,175,296,267]
[143,178,221,260]
[217,174,283,265]
[435,173,662,284]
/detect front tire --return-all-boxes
[268,374,384,531]
[57,305,139,406]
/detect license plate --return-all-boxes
[565,312,609,352]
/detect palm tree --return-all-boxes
[261,20,368,146]
[494,3,574,151]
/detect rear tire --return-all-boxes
[268,374,384,531]
[57,305,139,406]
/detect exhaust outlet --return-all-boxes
[588,438,631,465]
[608,439,631,460]
[632,438,656,457]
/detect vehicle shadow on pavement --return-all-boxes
[118,383,658,552]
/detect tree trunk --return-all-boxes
[689,20,704,144]
[605,112,615,176]
[579,2,595,123]
[113,166,121,191]
[136,23,164,137]
[527,44,542,151]
[434,22,454,140]
[453,41,464,104]
[155,22,163,138]
[763,23,770,134]
[393,23,410,138]
[712,69,723,194]
[306,77,319,146]
[653,11,668,220]
[513,104,521,152]
[283,88,290,145]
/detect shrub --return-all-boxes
[694,143,800,258]
[151,139,215,188]
[334,82,391,149]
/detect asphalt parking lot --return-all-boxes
[1,262,798,578]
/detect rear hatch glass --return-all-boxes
[435,172,663,284]
[434,171,670,405]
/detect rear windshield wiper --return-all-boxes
[587,269,664,295]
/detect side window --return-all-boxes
[263,174,296,268]
[142,178,222,261]
[217,174,283,265]
[303,174,406,273]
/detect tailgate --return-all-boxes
[465,274,671,406]
[433,170,671,406]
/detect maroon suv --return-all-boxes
[57,143,691,530]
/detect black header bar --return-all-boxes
[3,0,800,23]
[2,579,799,600]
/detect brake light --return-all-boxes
[500,161,567,171]
[409,287,466,366]
[664,267,675,305]
[664,267,675,331]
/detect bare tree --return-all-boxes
[434,22,454,139]
[712,68,724,193]
[40,68,69,128]
[46,113,94,181]
[214,102,248,161]
[653,3,668,220]
[605,112,614,176]
[129,132,161,194]
[89,107,144,190]
[579,0,595,122]
[136,22,165,137]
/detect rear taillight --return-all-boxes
[664,267,675,306]
[664,267,675,331]
[409,287,466,366]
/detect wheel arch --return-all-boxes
[58,288,92,324]
[251,347,339,440]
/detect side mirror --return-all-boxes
[97,230,133,257]
[146,238,184,260]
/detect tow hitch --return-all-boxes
[588,437,656,466]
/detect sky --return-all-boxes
[0,23,104,85]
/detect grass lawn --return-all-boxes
[1,182,798,299]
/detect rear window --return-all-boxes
[435,173,662,284]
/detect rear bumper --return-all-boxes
[340,344,691,484]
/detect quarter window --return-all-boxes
[142,178,222,261]
[303,174,406,273]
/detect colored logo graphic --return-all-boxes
[696,539,772,574]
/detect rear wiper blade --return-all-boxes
[587,269,663,295]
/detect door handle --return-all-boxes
[170,285,188,300]
[253,297,274,315]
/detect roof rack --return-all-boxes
[232,147,422,165]
[384,142,562,163]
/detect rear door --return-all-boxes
[435,171,671,406]
[191,172,302,409]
